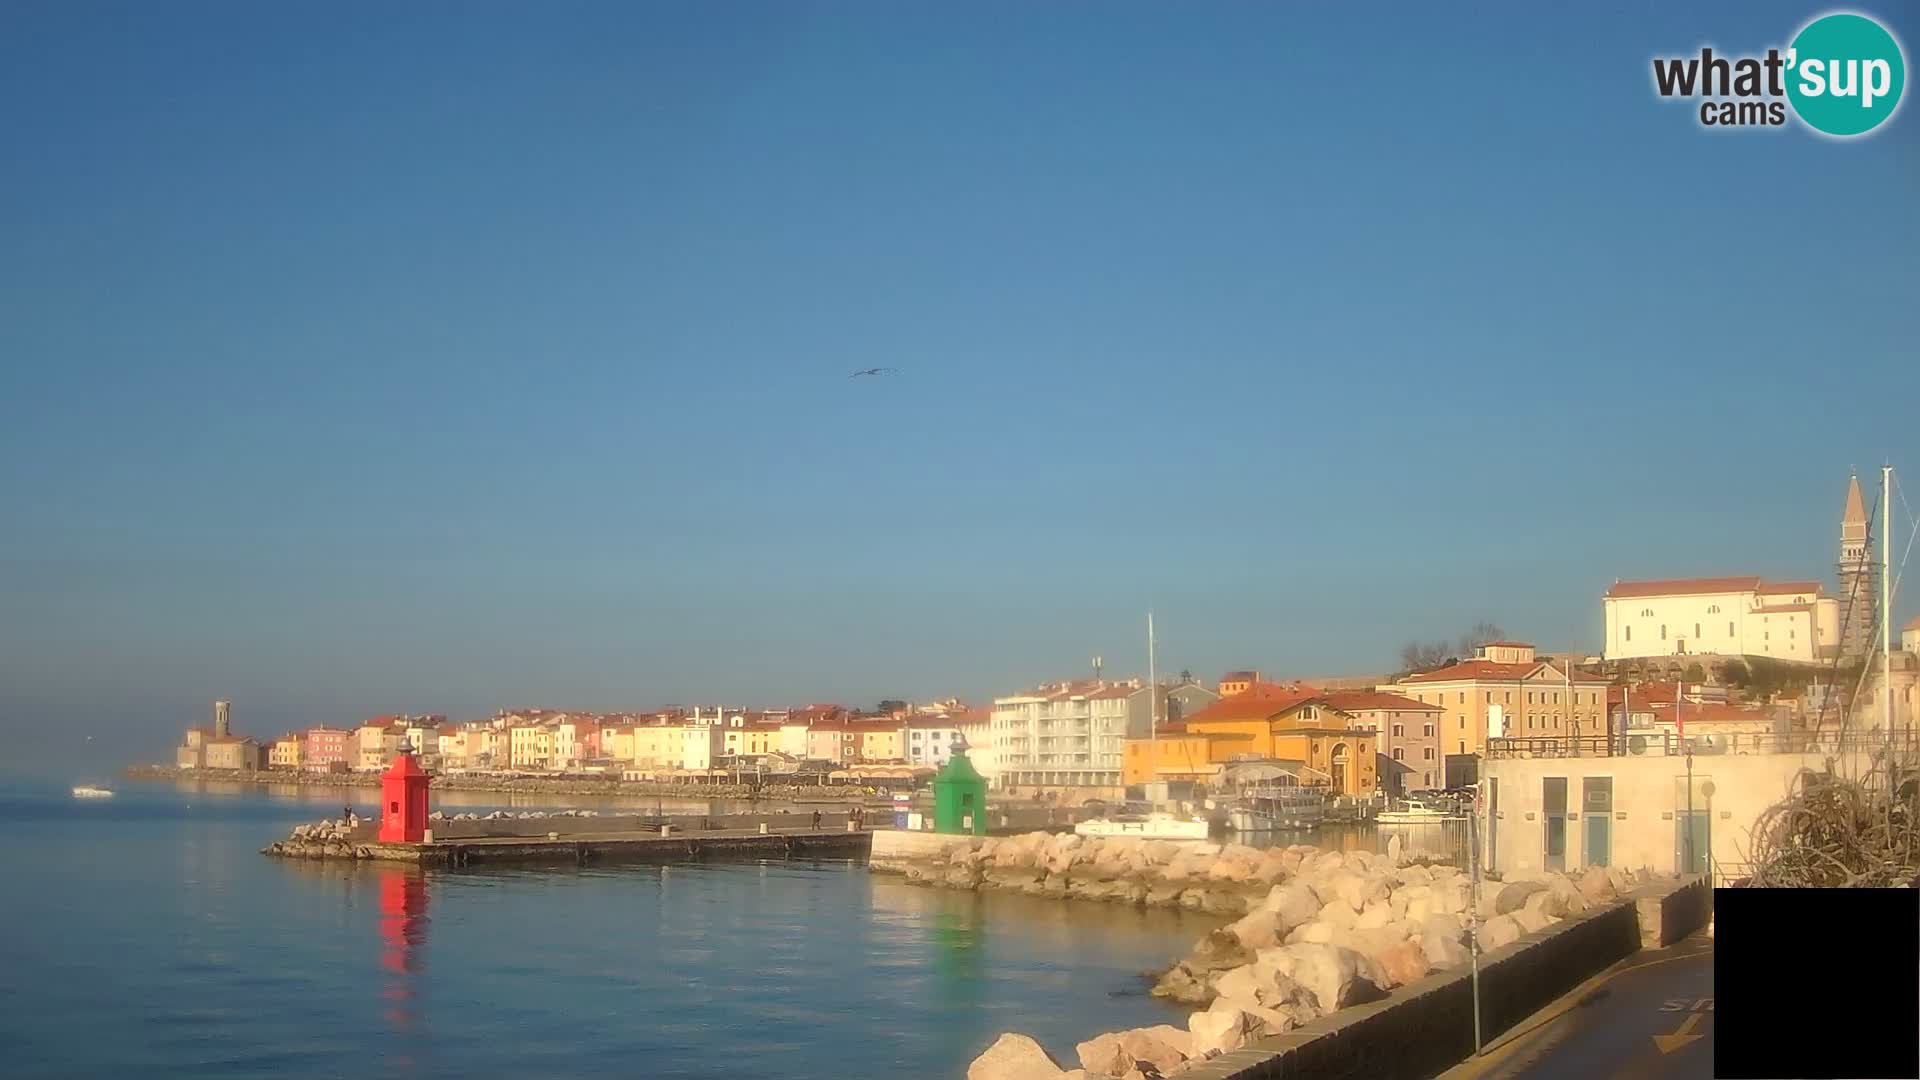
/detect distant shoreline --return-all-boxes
[121,764,876,802]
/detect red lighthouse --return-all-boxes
[378,741,432,844]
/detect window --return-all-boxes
[1504,691,1512,703]
[1392,748,1405,761]
[1661,624,1667,640]
[1641,607,1654,617]
[1424,723,1435,736]
[1694,623,1701,638]
[1457,692,1465,704]
[1459,740,1466,754]
[1424,771,1433,786]
[1528,692,1535,705]
[1423,747,1435,760]
[1625,626,1631,641]
[1392,724,1404,737]
[1728,621,1735,637]
[1707,604,1719,613]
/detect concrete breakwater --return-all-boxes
[869,831,1682,1079]
[263,816,875,866]
[125,763,874,802]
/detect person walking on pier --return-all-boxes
[810,810,822,830]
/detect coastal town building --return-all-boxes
[268,734,304,769]
[1601,576,1839,665]
[1119,683,1380,796]
[1380,642,1609,783]
[954,708,998,788]
[905,714,963,768]
[303,727,352,771]
[1217,671,1261,697]
[1906,615,1920,656]
[204,736,263,771]
[1314,691,1445,794]
[1837,472,1879,664]
[991,679,1144,795]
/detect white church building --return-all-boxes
[1602,576,1839,663]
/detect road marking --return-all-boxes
[1654,1013,1707,1053]
[1659,997,1713,1013]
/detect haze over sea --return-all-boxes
[0,778,1220,1080]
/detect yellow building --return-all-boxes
[1382,642,1611,759]
[723,725,778,757]
[1217,671,1262,697]
[1121,685,1378,795]
[508,724,554,770]
[852,722,905,763]
[630,724,685,770]
[268,735,304,770]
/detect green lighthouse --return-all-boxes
[931,736,988,835]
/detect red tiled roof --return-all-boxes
[1607,576,1761,598]
[1182,682,1323,723]
[1319,691,1443,713]
[1400,660,1609,684]
[1649,702,1772,725]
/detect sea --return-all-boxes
[0,777,1232,1080]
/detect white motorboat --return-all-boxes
[1375,797,1464,825]
[1075,803,1211,840]
[71,785,115,799]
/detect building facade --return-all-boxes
[991,680,1141,792]
[269,735,304,769]
[1838,472,1878,665]
[304,727,352,771]
[1602,577,1839,664]
[1317,691,1445,794]
[1383,643,1611,763]
[905,716,962,768]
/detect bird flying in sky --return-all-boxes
[847,367,898,379]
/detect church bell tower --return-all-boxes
[1838,471,1878,665]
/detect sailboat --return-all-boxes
[72,784,114,799]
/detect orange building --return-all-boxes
[1121,683,1379,795]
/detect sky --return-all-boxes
[2,2,1916,767]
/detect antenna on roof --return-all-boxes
[1092,655,1103,682]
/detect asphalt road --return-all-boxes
[1438,932,1715,1080]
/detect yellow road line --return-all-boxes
[1442,945,1713,1080]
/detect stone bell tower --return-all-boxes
[1838,471,1878,665]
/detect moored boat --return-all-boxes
[71,785,114,799]
[1074,803,1211,840]
[1375,796,1464,825]
[1225,784,1325,832]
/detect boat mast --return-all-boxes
[1884,464,1895,745]
[1147,611,1158,752]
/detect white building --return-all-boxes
[1602,576,1839,663]
[954,708,999,788]
[679,725,726,771]
[992,680,1140,793]
[905,715,962,768]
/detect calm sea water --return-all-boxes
[0,778,1224,1080]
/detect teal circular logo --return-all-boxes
[1786,13,1906,136]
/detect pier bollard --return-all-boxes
[759,822,769,835]
[660,824,674,837]
[846,820,857,832]
[547,831,558,841]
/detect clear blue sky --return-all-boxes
[2,2,1915,766]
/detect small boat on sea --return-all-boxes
[71,785,115,799]
[1225,784,1325,833]
[1074,802,1211,840]
[1375,796,1465,825]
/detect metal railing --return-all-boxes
[1486,729,1920,760]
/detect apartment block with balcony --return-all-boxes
[992,679,1142,793]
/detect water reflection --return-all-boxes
[377,869,429,1034]
[1236,824,1470,865]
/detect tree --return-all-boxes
[1399,640,1455,675]
[1456,621,1508,660]
[876,699,908,715]
[1719,659,1752,688]
[1681,662,1707,684]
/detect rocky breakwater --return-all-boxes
[261,819,378,860]
[894,832,1296,914]
[963,840,1674,1080]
